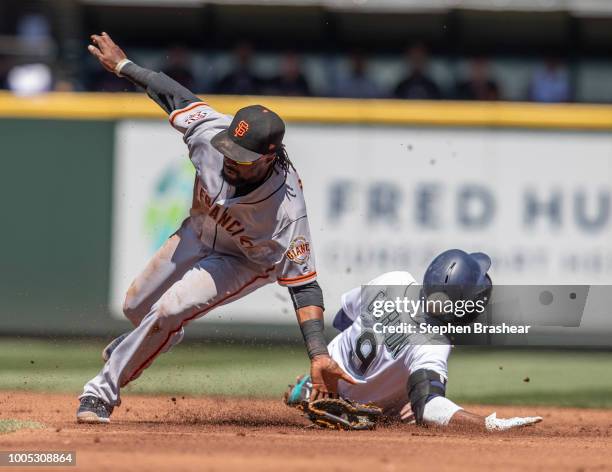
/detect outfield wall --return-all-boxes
[1,92,611,339]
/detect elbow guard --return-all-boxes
[407,369,447,425]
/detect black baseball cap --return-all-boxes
[211,104,285,163]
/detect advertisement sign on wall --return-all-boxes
[111,120,612,325]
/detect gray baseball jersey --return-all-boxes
[81,101,317,407]
[170,102,317,287]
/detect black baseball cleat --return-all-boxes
[76,396,114,424]
[101,332,130,362]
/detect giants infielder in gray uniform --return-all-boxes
[77,32,354,423]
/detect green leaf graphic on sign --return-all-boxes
[145,159,195,249]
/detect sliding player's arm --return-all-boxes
[404,345,541,431]
[401,396,542,432]
[401,368,542,431]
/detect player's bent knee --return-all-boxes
[123,293,146,326]
[122,282,155,325]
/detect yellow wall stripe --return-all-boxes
[1,91,612,130]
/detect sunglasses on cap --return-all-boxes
[225,153,275,166]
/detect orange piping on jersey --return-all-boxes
[126,265,275,383]
[169,102,209,126]
[277,271,317,285]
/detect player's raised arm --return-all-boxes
[87,32,201,115]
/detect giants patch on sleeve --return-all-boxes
[185,109,208,125]
[286,236,311,265]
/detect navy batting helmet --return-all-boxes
[422,249,493,324]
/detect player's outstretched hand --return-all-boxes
[87,32,127,73]
[309,355,356,400]
[485,412,543,431]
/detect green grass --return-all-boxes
[0,338,310,398]
[0,339,610,408]
[0,419,44,434]
[447,349,612,408]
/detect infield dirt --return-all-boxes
[0,392,610,471]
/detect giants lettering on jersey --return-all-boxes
[196,186,254,248]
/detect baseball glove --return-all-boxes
[284,375,382,431]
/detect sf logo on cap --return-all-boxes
[234,120,249,138]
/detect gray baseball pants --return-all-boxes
[81,218,275,406]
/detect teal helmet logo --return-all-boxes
[144,159,195,250]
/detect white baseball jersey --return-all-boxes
[169,102,316,287]
[328,271,451,415]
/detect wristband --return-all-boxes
[115,58,133,77]
[422,396,463,426]
[299,319,329,359]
